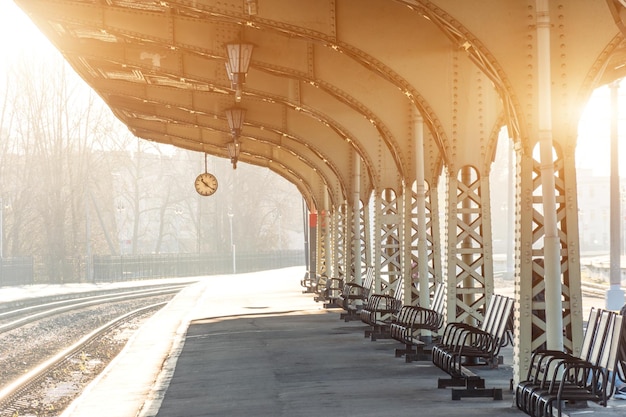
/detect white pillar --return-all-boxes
[353,154,362,286]
[507,136,515,279]
[414,111,431,341]
[537,0,563,350]
[607,80,625,310]
[324,188,333,278]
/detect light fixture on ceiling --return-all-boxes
[226,139,241,170]
[246,0,258,15]
[225,43,254,102]
[225,107,246,169]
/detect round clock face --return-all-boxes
[194,172,218,196]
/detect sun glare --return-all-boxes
[577,82,626,177]
[0,2,55,71]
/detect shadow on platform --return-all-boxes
[153,309,523,417]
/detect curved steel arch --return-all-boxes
[25,0,454,192]
[130,124,326,210]
[101,83,353,206]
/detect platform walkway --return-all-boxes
[56,267,626,417]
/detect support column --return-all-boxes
[308,211,317,280]
[323,189,334,279]
[512,141,583,384]
[374,189,402,295]
[536,0,563,351]
[353,154,362,286]
[445,166,491,325]
[414,112,431,341]
[607,80,625,309]
[329,206,340,280]
[363,197,372,274]
[317,196,328,278]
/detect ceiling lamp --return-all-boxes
[225,107,246,138]
[225,107,246,170]
[225,43,254,102]
[227,139,241,170]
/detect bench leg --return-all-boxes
[405,344,431,362]
[441,376,503,401]
[451,387,503,401]
[438,376,470,388]
[340,308,361,321]
[370,326,391,341]
[395,343,415,357]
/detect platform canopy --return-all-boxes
[13,0,626,211]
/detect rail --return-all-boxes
[0,302,166,415]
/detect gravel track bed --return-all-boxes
[0,294,173,417]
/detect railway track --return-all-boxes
[0,281,192,416]
[0,284,187,333]
[580,281,611,298]
[0,302,166,416]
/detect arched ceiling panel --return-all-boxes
[419,0,619,145]
[129,121,332,210]
[334,0,504,173]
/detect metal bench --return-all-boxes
[515,307,604,414]
[432,294,514,400]
[311,274,344,308]
[338,267,374,322]
[359,279,404,341]
[516,309,625,417]
[391,283,445,362]
[300,272,315,293]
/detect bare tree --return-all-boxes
[0,51,304,283]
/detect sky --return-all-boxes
[0,2,56,70]
[0,1,619,178]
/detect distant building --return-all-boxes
[576,168,616,254]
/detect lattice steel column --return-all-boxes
[308,212,317,280]
[351,154,362,286]
[328,208,338,279]
[445,166,493,326]
[405,186,418,305]
[512,143,584,384]
[429,183,443,290]
[317,209,328,277]
[335,203,348,281]
[407,181,442,306]
[360,199,370,275]
[373,189,403,295]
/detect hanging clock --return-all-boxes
[195,153,218,196]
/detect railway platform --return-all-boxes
[52,266,626,417]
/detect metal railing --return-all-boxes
[92,250,305,282]
[0,257,34,286]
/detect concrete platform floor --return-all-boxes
[59,267,626,417]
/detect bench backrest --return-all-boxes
[430,283,445,315]
[491,296,514,348]
[479,294,505,333]
[579,307,600,362]
[600,314,623,374]
[617,316,626,383]
[392,277,404,302]
[361,267,375,298]
[588,309,614,366]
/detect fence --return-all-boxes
[0,257,34,286]
[0,251,305,286]
[92,250,305,282]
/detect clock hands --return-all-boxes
[194,157,218,196]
